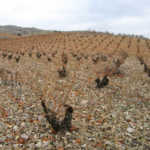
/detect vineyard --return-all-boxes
[0,32,150,149]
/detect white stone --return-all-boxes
[38,115,43,121]
[43,141,49,147]
[125,114,131,120]
[80,100,88,105]
[127,127,134,133]
[35,141,42,148]
[81,144,87,148]
[21,122,26,127]
[13,125,18,131]
[21,134,29,140]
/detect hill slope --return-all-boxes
[0,25,50,37]
[0,30,150,149]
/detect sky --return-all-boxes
[1,0,150,38]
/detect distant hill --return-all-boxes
[0,25,50,37]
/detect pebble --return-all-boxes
[13,144,19,148]
[127,127,134,133]
[66,132,71,136]
[13,125,18,131]
[21,133,29,140]
[80,100,88,105]
[125,114,132,120]
[29,143,34,149]
[21,122,26,127]
[111,112,117,118]
[43,141,49,147]
[35,141,42,148]
[66,144,73,148]
[38,115,43,121]
[81,144,87,148]
[105,141,113,145]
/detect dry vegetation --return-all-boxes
[0,31,150,149]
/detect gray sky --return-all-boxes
[1,0,150,38]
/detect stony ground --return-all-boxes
[0,50,150,150]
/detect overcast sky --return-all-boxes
[1,0,150,38]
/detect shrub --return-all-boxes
[36,52,41,59]
[58,66,67,78]
[8,54,13,60]
[92,54,99,64]
[47,57,51,62]
[28,52,32,57]
[15,56,20,63]
[2,53,7,58]
[61,52,68,64]
[95,75,109,88]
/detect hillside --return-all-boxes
[0,31,150,149]
[0,25,50,37]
